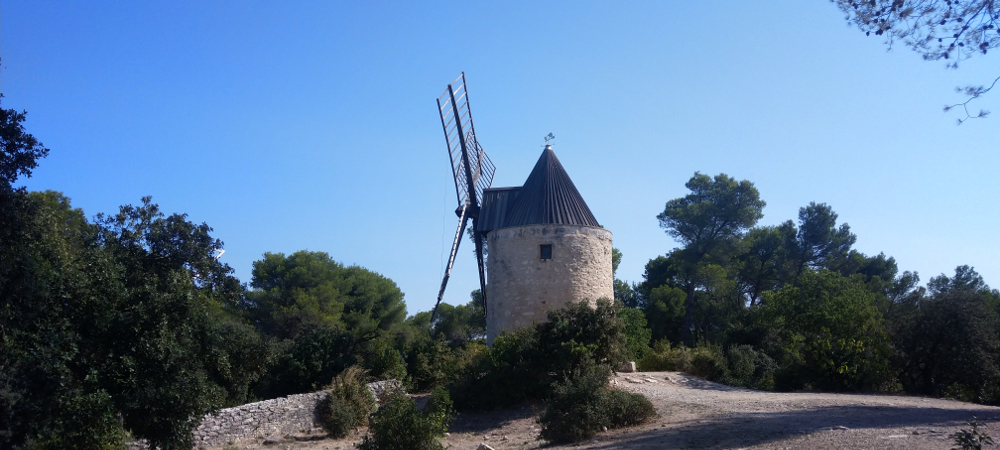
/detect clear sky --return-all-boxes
[3,1,997,316]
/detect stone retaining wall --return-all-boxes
[190,380,402,448]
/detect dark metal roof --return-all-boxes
[499,146,600,228]
[476,187,520,235]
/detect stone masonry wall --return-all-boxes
[190,380,401,448]
[486,225,613,343]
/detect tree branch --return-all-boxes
[943,75,999,124]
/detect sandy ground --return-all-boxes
[213,371,1000,450]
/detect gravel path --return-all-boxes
[211,371,1000,450]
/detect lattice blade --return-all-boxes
[437,72,495,209]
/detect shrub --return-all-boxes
[535,299,630,377]
[724,344,776,391]
[637,340,691,371]
[318,366,376,438]
[687,344,729,381]
[951,416,995,450]
[537,362,656,444]
[356,388,453,450]
[538,363,612,444]
[602,389,657,429]
[618,306,652,361]
[451,300,630,411]
[363,339,408,382]
[406,338,486,392]
[450,327,543,410]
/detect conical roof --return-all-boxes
[501,146,599,228]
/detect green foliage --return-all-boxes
[0,190,268,449]
[537,363,655,444]
[450,327,543,410]
[687,344,730,381]
[760,269,893,392]
[318,366,377,438]
[362,339,408,382]
[535,299,630,376]
[245,250,407,341]
[602,389,657,428]
[951,416,995,450]
[644,284,687,343]
[619,306,652,361]
[257,325,358,399]
[637,341,775,390]
[637,340,690,371]
[724,344,777,390]
[0,95,49,187]
[356,388,453,450]
[431,296,485,344]
[538,363,612,443]
[656,172,765,345]
[892,267,1000,404]
[451,300,630,411]
[405,337,486,392]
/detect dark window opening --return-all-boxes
[540,244,552,260]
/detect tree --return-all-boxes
[760,269,894,391]
[791,202,857,280]
[244,250,407,341]
[656,172,765,345]
[432,292,486,344]
[1,192,264,449]
[832,0,999,123]
[611,248,642,308]
[893,266,1000,403]
[0,95,49,188]
[735,222,797,306]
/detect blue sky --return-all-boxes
[3,1,997,315]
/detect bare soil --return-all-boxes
[213,372,1000,450]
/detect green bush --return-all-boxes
[637,340,690,371]
[451,300,630,411]
[602,389,657,429]
[538,363,612,443]
[688,344,729,381]
[318,366,376,438]
[363,339,408,382]
[537,363,656,444]
[356,388,453,450]
[618,306,652,361]
[406,338,486,392]
[724,344,776,390]
[450,327,543,410]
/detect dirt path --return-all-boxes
[217,372,1000,450]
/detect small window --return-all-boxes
[540,244,552,260]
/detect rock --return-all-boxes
[262,436,282,445]
[602,426,608,432]
[477,444,495,450]
[619,361,637,373]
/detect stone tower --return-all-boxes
[476,145,613,344]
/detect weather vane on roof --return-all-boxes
[543,132,555,147]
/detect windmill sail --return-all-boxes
[437,73,495,209]
[433,72,494,322]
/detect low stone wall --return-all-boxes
[192,391,325,448]
[191,380,402,448]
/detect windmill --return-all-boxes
[431,72,495,322]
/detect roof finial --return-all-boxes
[543,132,555,149]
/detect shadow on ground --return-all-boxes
[450,402,543,434]
[588,404,999,449]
